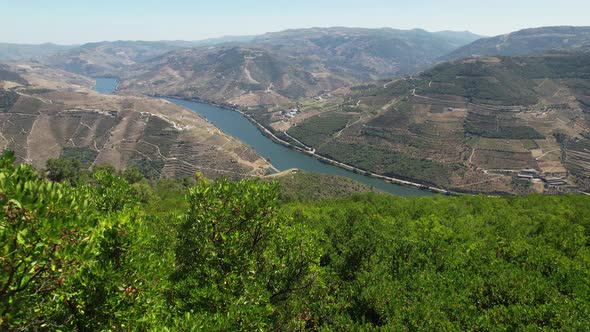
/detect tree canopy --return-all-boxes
[1,150,589,330]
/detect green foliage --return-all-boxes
[122,167,144,184]
[288,112,353,147]
[171,177,316,330]
[1,151,161,330]
[61,147,98,169]
[2,150,590,330]
[45,157,82,184]
[143,177,194,217]
[264,170,375,202]
[285,193,590,330]
[82,168,139,213]
[0,150,97,329]
[0,90,19,113]
[465,123,545,139]
[318,141,453,187]
[129,158,165,180]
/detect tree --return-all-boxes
[170,176,315,330]
[0,151,96,329]
[45,157,82,184]
[122,167,144,184]
[1,151,153,331]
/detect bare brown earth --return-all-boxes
[0,63,270,179]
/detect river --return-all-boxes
[93,77,432,196]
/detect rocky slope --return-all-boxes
[0,64,270,179]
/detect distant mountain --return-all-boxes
[0,43,76,61]
[119,27,481,105]
[433,30,486,46]
[250,27,483,80]
[42,41,187,77]
[36,36,255,77]
[118,46,342,106]
[6,28,483,106]
[188,35,257,47]
[444,26,590,60]
[254,53,590,194]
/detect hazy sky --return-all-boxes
[2,0,589,44]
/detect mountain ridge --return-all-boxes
[117,27,483,106]
[444,26,590,60]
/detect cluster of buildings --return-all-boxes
[314,93,332,101]
[280,108,299,118]
[517,169,568,187]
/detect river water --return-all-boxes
[93,77,432,196]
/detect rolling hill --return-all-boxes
[444,26,590,60]
[118,27,483,106]
[117,46,348,106]
[0,64,270,179]
[254,53,590,194]
[251,27,483,80]
[42,41,188,77]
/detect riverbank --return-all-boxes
[161,95,455,196]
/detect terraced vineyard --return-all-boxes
[260,54,590,194]
[0,65,270,179]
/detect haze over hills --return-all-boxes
[256,53,590,194]
[445,26,590,60]
[0,63,269,179]
[0,38,256,77]
[1,28,485,108]
[250,28,484,80]
[0,37,257,62]
[0,42,76,61]
[42,41,195,77]
[117,27,484,106]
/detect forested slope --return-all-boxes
[1,151,589,330]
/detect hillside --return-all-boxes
[263,168,376,201]
[253,54,590,194]
[0,64,269,179]
[42,40,188,77]
[445,26,590,60]
[118,27,482,106]
[251,27,483,80]
[117,46,336,106]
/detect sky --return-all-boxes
[1,0,589,44]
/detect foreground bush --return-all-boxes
[1,151,589,330]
